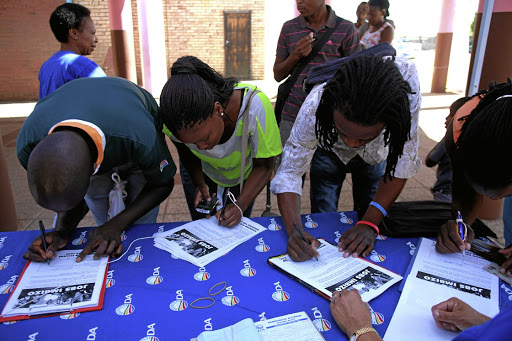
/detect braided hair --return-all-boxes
[457,79,512,189]
[160,56,239,135]
[315,55,412,180]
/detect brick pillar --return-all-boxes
[466,0,512,95]
[107,0,137,81]
[431,0,455,93]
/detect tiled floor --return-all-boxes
[0,94,505,244]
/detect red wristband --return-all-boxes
[356,220,379,235]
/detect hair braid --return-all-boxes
[315,55,412,179]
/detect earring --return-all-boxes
[221,112,224,117]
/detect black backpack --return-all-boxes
[302,42,397,94]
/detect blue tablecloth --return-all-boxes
[0,211,510,341]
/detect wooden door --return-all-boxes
[224,12,251,79]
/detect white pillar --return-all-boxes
[137,0,168,96]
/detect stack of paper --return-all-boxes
[192,311,325,341]
[384,238,500,340]
[154,217,266,267]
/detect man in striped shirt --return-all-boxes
[274,1,361,158]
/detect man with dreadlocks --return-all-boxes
[271,54,421,261]
[436,80,512,277]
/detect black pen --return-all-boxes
[219,188,230,225]
[39,220,50,265]
[293,223,318,261]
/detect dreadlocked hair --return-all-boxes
[457,79,512,189]
[315,55,412,180]
[159,56,239,135]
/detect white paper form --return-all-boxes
[1,250,108,317]
[255,311,325,341]
[384,238,500,341]
[154,217,266,266]
[269,240,402,302]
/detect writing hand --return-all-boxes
[287,229,320,262]
[436,220,474,254]
[431,297,490,332]
[218,203,242,228]
[498,244,512,277]
[24,231,69,262]
[338,224,376,258]
[76,223,123,262]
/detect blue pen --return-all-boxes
[456,211,466,242]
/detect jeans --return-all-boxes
[180,161,254,221]
[85,164,159,226]
[310,147,385,219]
[503,196,512,246]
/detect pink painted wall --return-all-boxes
[478,0,512,13]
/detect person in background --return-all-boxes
[354,2,369,39]
[435,80,512,276]
[18,77,176,263]
[361,0,394,49]
[273,0,360,170]
[160,56,281,227]
[39,3,106,99]
[330,290,511,341]
[271,55,421,262]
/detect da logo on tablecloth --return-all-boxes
[370,250,386,262]
[502,284,512,301]
[72,231,87,245]
[170,290,188,311]
[221,286,240,306]
[194,267,211,281]
[267,218,282,231]
[120,230,127,242]
[0,255,12,270]
[304,215,318,229]
[0,275,18,294]
[334,231,342,244]
[255,238,270,252]
[240,259,257,277]
[406,242,416,255]
[128,246,144,262]
[87,327,99,339]
[146,267,163,285]
[106,270,115,288]
[140,323,159,341]
[369,304,385,325]
[272,282,291,302]
[116,294,135,315]
[60,312,80,320]
[0,236,7,249]
[339,212,353,225]
[376,234,387,240]
[312,307,331,332]
[153,225,165,237]
[2,321,16,325]
[204,318,213,331]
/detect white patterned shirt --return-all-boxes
[271,57,422,196]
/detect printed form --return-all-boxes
[384,238,499,340]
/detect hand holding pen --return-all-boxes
[288,223,318,261]
[39,220,50,265]
[435,212,475,255]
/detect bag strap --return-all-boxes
[239,88,261,193]
[279,17,343,101]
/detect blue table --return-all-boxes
[0,211,510,340]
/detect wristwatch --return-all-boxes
[350,327,378,341]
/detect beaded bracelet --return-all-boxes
[369,201,387,217]
[356,220,379,235]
